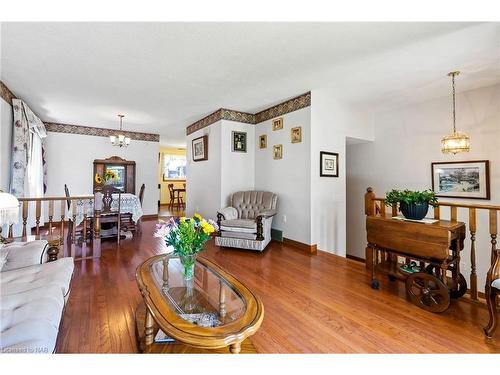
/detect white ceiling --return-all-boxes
[1,22,499,147]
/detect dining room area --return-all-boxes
[2,154,149,260]
[158,146,187,218]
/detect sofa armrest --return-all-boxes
[257,209,277,219]
[1,240,50,272]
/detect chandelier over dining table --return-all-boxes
[110,114,131,147]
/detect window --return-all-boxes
[163,154,187,180]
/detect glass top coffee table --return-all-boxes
[135,254,264,354]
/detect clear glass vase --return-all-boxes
[180,254,196,281]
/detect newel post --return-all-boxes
[365,187,376,217]
[364,187,376,269]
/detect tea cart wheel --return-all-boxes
[448,273,467,299]
[405,272,450,313]
[425,265,468,299]
[371,279,380,289]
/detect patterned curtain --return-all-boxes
[9,99,47,235]
[10,99,30,197]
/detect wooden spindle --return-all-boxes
[450,206,457,222]
[35,200,41,235]
[60,200,65,245]
[391,203,397,217]
[48,200,54,235]
[380,200,386,217]
[434,206,440,220]
[71,199,77,245]
[22,201,29,237]
[8,224,13,238]
[490,209,498,264]
[469,208,477,300]
[83,213,88,242]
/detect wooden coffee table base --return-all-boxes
[134,302,257,354]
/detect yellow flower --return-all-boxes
[180,217,187,223]
[200,221,215,235]
[95,173,103,184]
[193,213,203,221]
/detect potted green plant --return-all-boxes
[385,189,438,220]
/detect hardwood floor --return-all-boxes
[56,219,500,353]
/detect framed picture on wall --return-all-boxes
[272,117,284,131]
[192,135,208,162]
[320,151,339,177]
[232,131,247,152]
[291,126,302,143]
[273,144,283,160]
[431,160,490,199]
[259,134,267,149]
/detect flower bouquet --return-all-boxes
[154,214,218,280]
[94,170,118,186]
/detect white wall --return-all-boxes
[221,120,255,206]
[0,97,13,191]
[255,107,311,244]
[44,132,159,215]
[186,121,222,220]
[346,84,500,290]
[310,89,374,255]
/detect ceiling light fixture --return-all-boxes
[110,114,131,147]
[441,71,470,154]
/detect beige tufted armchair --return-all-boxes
[216,191,277,251]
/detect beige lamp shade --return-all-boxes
[0,192,20,225]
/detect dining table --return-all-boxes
[73,193,143,226]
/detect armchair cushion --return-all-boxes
[217,207,238,221]
[493,279,500,289]
[220,219,257,233]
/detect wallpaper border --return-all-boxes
[186,91,311,135]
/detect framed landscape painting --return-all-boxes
[192,135,208,162]
[431,160,490,199]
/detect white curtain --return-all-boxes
[10,99,47,236]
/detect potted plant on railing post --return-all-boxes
[385,189,438,221]
[154,213,219,281]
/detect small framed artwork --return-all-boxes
[273,144,283,160]
[272,117,284,131]
[431,160,490,199]
[232,131,247,152]
[259,134,267,149]
[320,151,339,177]
[192,135,208,162]
[291,126,302,143]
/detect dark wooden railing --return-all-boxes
[365,187,499,303]
[6,195,101,260]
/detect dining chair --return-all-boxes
[64,184,92,245]
[168,184,176,210]
[139,183,145,206]
[97,185,122,245]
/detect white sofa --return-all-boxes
[0,240,74,354]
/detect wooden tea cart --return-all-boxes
[366,215,467,312]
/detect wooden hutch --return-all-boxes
[93,156,136,194]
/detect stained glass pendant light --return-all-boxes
[110,114,131,147]
[441,71,470,154]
